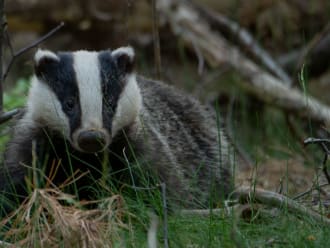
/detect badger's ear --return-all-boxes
[112,46,135,74]
[34,49,60,77]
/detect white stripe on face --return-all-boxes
[111,74,142,138]
[73,51,103,130]
[27,75,71,137]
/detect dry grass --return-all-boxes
[0,188,129,247]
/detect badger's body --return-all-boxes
[0,47,232,214]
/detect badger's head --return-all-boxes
[26,47,142,153]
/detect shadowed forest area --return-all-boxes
[1,0,330,247]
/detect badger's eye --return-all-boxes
[64,97,75,111]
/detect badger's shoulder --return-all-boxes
[134,75,225,161]
[136,76,217,129]
[132,76,232,205]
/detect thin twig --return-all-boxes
[129,185,159,191]
[192,40,205,76]
[226,94,253,168]
[0,22,64,124]
[192,65,230,98]
[160,183,169,248]
[4,29,14,56]
[322,155,330,184]
[122,147,137,190]
[304,137,330,184]
[3,22,64,81]
[294,22,330,84]
[293,182,330,200]
[151,0,162,80]
[304,137,330,146]
[0,108,19,123]
[0,0,5,112]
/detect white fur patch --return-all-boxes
[73,51,103,130]
[112,46,135,61]
[26,75,70,137]
[111,74,142,138]
[34,49,59,65]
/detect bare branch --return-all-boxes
[3,22,64,82]
[293,182,330,200]
[160,183,169,248]
[189,0,292,85]
[0,22,64,124]
[278,23,330,82]
[226,95,253,168]
[295,23,330,82]
[157,0,330,127]
[151,0,162,80]
[0,108,19,123]
[0,0,5,112]
[178,208,227,217]
[4,29,14,56]
[304,137,330,146]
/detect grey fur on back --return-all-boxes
[130,76,232,207]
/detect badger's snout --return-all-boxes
[77,130,107,153]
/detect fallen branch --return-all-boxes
[178,208,227,217]
[178,186,330,226]
[157,0,330,127]
[234,187,330,226]
[178,203,278,223]
[190,1,292,86]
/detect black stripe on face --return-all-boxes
[98,51,126,132]
[35,52,81,134]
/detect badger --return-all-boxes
[0,47,232,215]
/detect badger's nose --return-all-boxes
[77,130,106,153]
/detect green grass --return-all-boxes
[0,78,29,151]
[3,78,29,110]
[117,207,330,247]
[166,214,329,247]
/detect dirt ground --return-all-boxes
[236,157,315,196]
